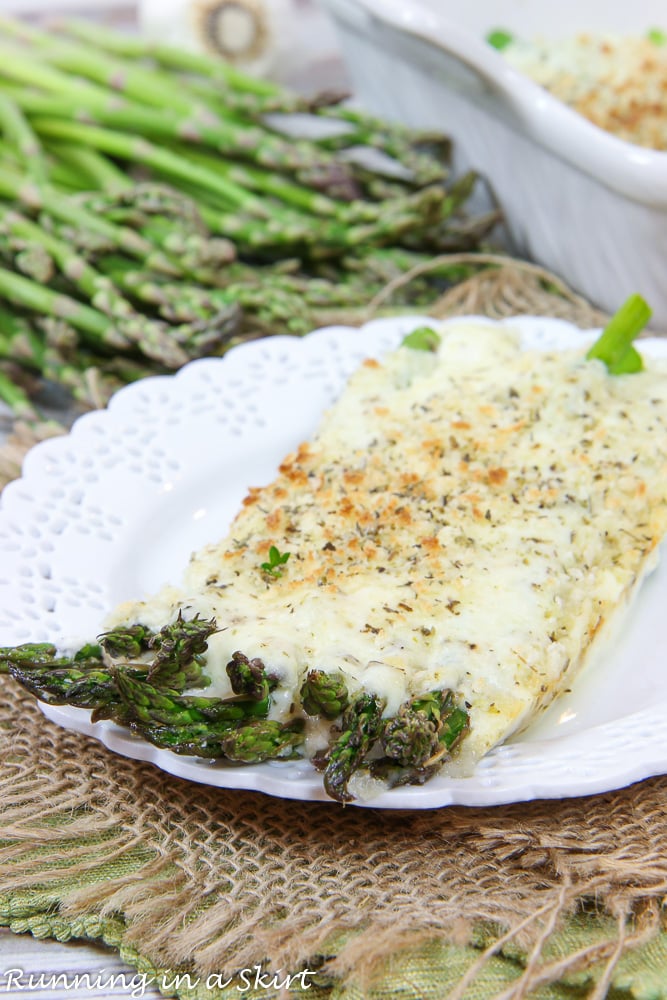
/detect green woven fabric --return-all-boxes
[3,901,667,999]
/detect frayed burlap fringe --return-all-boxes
[2,678,667,997]
[365,252,610,329]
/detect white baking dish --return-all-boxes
[320,0,667,329]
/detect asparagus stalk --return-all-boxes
[46,156,95,193]
[586,293,650,374]
[382,690,469,765]
[1,208,140,320]
[0,641,125,709]
[322,693,386,803]
[135,716,304,762]
[0,262,194,367]
[371,692,470,787]
[57,18,450,186]
[0,264,122,343]
[39,39,210,119]
[98,257,226,323]
[0,312,155,410]
[0,310,99,408]
[114,670,270,728]
[220,719,305,763]
[0,161,180,275]
[0,642,61,670]
[8,660,119,709]
[0,94,48,184]
[135,719,248,758]
[47,142,131,194]
[169,142,344,219]
[29,118,272,217]
[54,17,288,96]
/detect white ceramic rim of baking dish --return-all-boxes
[328,0,667,207]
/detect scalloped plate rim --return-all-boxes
[2,313,667,809]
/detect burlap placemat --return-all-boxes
[2,261,666,1000]
[3,679,667,1000]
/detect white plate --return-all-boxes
[1,315,666,809]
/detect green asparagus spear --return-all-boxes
[135,719,241,757]
[381,689,463,766]
[29,118,272,217]
[147,613,217,691]
[0,208,140,320]
[56,17,280,96]
[0,93,48,184]
[9,661,117,709]
[221,718,305,763]
[401,326,441,352]
[47,142,131,194]
[0,641,122,709]
[586,293,651,374]
[0,161,180,275]
[381,700,440,767]
[323,693,386,803]
[113,670,269,728]
[99,623,154,659]
[486,29,515,50]
[0,643,60,671]
[226,651,275,701]
[300,669,349,719]
[371,691,470,787]
[0,261,192,368]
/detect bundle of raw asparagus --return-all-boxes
[0,15,498,425]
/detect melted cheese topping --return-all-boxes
[111,323,667,761]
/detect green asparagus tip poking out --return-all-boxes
[401,326,441,352]
[647,27,666,45]
[323,692,386,803]
[146,612,217,690]
[99,623,154,659]
[381,695,441,767]
[221,718,305,763]
[226,650,274,701]
[300,669,350,719]
[371,690,470,788]
[440,703,470,750]
[586,293,651,374]
[486,29,514,50]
